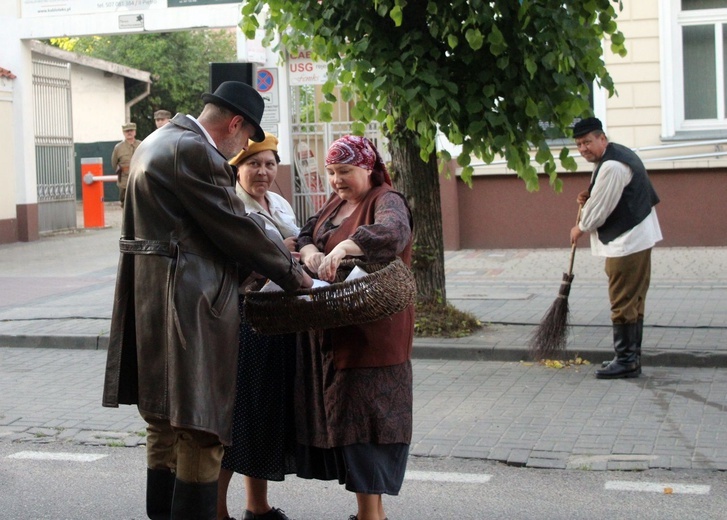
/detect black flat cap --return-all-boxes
[572,117,603,138]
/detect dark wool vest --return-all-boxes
[313,185,414,369]
[588,142,660,244]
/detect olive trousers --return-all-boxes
[140,411,223,483]
[605,248,652,324]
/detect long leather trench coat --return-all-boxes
[102,114,305,445]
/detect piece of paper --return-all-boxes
[259,280,284,293]
[259,278,331,300]
[344,265,369,282]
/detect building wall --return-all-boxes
[444,168,727,249]
[443,1,727,250]
[0,76,18,243]
[602,1,662,148]
[70,66,127,144]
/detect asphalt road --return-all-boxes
[2,442,726,520]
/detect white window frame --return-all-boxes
[661,0,727,137]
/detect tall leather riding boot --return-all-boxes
[635,318,643,375]
[170,478,218,520]
[604,319,644,374]
[596,322,640,379]
[147,468,176,520]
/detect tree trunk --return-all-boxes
[387,132,446,304]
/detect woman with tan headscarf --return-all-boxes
[217,133,299,520]
[296,135,414,520]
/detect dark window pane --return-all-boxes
[724,24,727,117]
[682,0,727,10]
[683,25,717,119]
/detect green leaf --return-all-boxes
[351,121,366,135]
[560,153,578,171]
[390,61,406,78]
[535,144,551,164]
[465,28,484,51]
[390,5,403,27]
[371,76,387,90]
[487,25,506,55]
[318,102,333,122]
[460,165,474,187]
[448,34,459,49]
[525,98,539,117]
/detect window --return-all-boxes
[662,0,727,136]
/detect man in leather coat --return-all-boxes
[102,81,312,520]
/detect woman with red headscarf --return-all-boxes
[296,135,414,520]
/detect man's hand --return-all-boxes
[300,270,314,289]
[570,225,585,244]
[577,190,590,206]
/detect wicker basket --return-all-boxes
[244,258,415,335]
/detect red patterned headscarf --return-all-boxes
[325,135,392,186]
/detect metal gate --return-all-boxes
[32,58,75,232]
[290,84,389,225]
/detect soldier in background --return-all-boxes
[154,109,172,128]
[111,122,141,208]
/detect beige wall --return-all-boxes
[602,1,662,149]
[0,82,17,222]
[70,66,127,144]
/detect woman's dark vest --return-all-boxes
[588,142,660,244]
[313,184,414,369]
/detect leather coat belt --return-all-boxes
[119,239,176,257]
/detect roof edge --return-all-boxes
[30,40,151,83]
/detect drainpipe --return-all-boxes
[125,81,151,122]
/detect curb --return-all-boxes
[3,334,727,368]
[411,343,727,368]
[0,335,109,351]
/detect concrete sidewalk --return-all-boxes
[1,203,726,366]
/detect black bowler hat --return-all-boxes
[201,81,265,142]
[572,117,603,138]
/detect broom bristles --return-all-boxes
[528,273,574,360]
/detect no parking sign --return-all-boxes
[257,68,279,126]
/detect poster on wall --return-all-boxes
[168,0,240,6]
[21,0,165,16]
[21,0,239,17]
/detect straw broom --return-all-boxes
[528,206,582,360]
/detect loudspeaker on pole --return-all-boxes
[209,62,256,91]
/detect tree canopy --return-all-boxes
[50,30,236,138]
[242,0,626,191]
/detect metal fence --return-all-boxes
[289,84,388,226]
[32,58,75,232]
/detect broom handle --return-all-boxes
[567,205,583,276]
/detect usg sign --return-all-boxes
[288,50,327,86]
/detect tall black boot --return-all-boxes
[147,468,175,520]
[603,319,644,374]
[596,322,640,379]
[170,478,218,520]
[634,318,643,375]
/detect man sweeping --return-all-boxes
[569,117,663,379]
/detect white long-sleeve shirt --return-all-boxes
[579,159,662,258]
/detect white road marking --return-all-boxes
[7,451,107,462]
[605,481,710,495]
[405,470,492,483]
